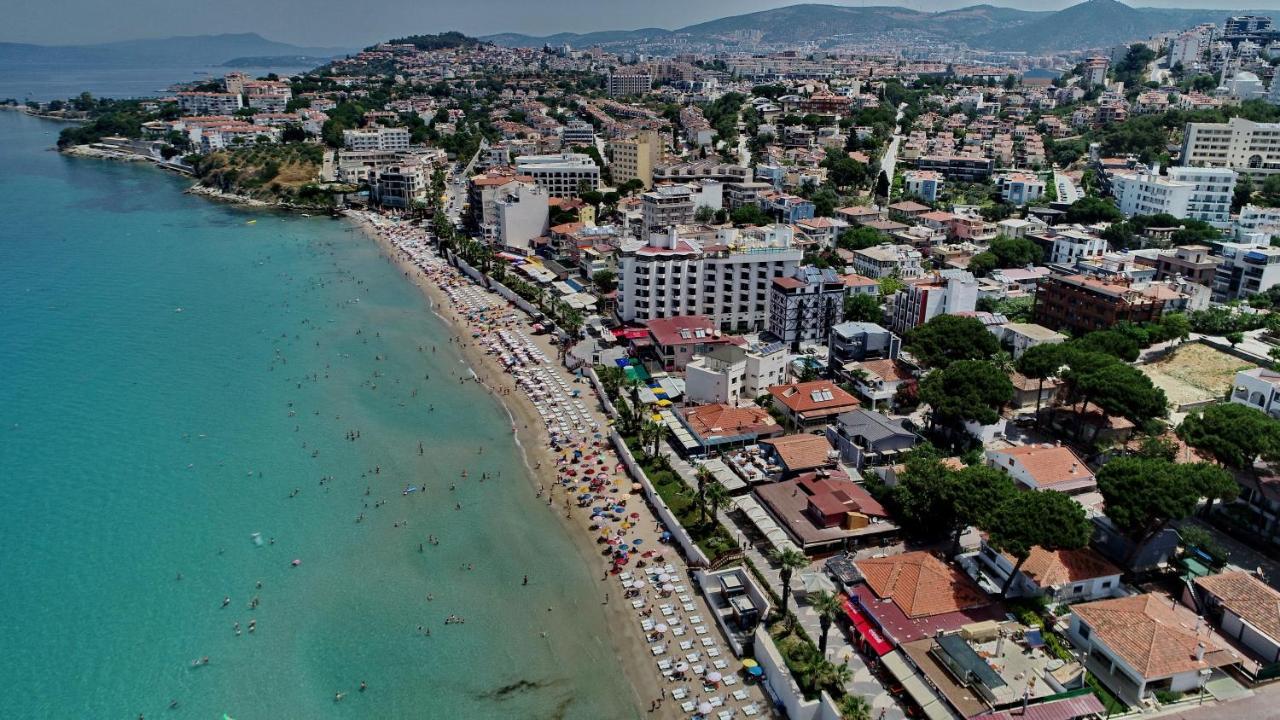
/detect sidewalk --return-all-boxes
[661,444,908,720]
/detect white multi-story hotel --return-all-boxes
[1236,204,1280,241]
[343,126,411,152]
[368,162,428,209]
[1111,166,1236,226]
[515,153,600,198]
[1181,117,1280,178]
[176,92,243,116]
[640,181,722,239]
[617,226,802,331]
[851,244,923,279]
[684,342,789,406]
[494,183,550,254]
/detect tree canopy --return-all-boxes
[907,315,1002,369]
[920,360,1014,430]
[1178,402,1280,469]
[1097,457,1236,545]
[986,490,1092,595]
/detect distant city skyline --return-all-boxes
[5,0,1277,48]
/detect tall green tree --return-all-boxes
[1097,457,1236,561]
[1016,344,1064,424]
[907,315,1002,370]
[843,293,883,323]
[812,590,845,656]
[771,547,810,621]
[919,360,1014,433]
[1178,402,1280,469]
[986,490,1092,597]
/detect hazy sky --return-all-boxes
[5,0,1275,47]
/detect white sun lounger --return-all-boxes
[732,689,749,701]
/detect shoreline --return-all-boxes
[349,212,680,719]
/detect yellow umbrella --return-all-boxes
[742,659,758,668]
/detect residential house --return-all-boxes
[759,434,839,477]
[640,315,739,371]
[1194,571,1280,666]
[755,469,897,553]
[985,444,1097,496]
[768,380,861,429]
[825,409,918,469]
[678,403,784,455]
[1067,594,1239,705]
[976,542,1123,602]
[684,342,788,407]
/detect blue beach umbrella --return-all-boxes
[748,665,763,677]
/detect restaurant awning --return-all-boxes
[842,596,893,656]
[881,650,957,720]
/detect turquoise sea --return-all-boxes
[0,110,638,719]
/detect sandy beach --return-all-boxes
[350,210,770,720]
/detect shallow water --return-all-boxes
[0,110,639,719]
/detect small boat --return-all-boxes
[300,213,311,217]
[246,220,257,225]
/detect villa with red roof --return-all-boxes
[849,551,1003,645]
[985,444,1096,496]
[767,380,860,429]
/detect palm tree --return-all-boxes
[810,659,852,695]
[838,694,873,720]
[695,465,715,522]
[812,590,845,657]
[770,547,809,621]
[641,420,665,459]
[704,480,731,526]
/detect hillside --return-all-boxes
[483,1,1259,54]
[191,143,336,208]
[969,0,1227,52]
[0,33,352,68]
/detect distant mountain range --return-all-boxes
[0,33,354,68]
[484,0,1256,54]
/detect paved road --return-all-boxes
[879,103,908,200]
[1053,170,1082,204]
[1155,681,1277,720]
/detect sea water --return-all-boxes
[0,110,638,719]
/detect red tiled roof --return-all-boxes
[1009,546,1121,588]
[856,551,990,618]
[1195,571,1280,644]
[1072,594,1238,679]
[990,445,1094,489]
[681,404,780,440]
[768,381,860,415]
[645,315,723,347]
[761,434,837,471]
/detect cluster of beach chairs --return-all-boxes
[622,567,761,719]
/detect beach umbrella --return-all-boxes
[662,583,675,593]
[657,574,671,583]
[742,659,758,668]
[655,623,668,633]
[674,661,689,672]
[706,671,722,683]
[630,512,641,519]
[631,579,645,588]
[748,666,764,677]
[698,702,714,715]
[633,539,644,546]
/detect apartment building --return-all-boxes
[617,226,802,331]
[852,244,923,279]
[1230,367,1280,418]
[1212,243,1280,300]
[888,270,978,335]
[243,80,292,112]
[996,172,1046,206]
[1111,167,1236,226]
[1236,204,1280,241]
[176,92,242,116]
[1034,228,1107,265]
[467,170,537,241]
[1033,274,1165,334]
[605,71,653,97]
[609,130,660,190]
[903,170,944,203]
[684,342,788,406]
[915,154,994,182]
[494,182,550,254]
[1081,56,1109,88]
[343,126,411,152]
[367,162,428,209]
[767,266,847,346]
[1181,117,1280,178]
[515,153,600,198]
[1151,245,1221,287]
[561,120,594,146]
[640,181,722,239]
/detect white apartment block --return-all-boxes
[888,270,978,335]
[1236,204,1280,241]
[618,226,802,331]
[343,126,411,152]
[1048,230,1108,264]
[1111,167,1235,226]
[243,80,292,112]
[1181,117,1280,178]
[684,342,789,406]
[561,120,595,146]
[903,170,943,203]
[609,130,660,190]
[606,71,653,97]
[997,172,1046,206]
[515,153,600,198]
[1212,242,1280,300]
[494,183,550,254]
[176,92,242,116]
[851,244,923,279]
